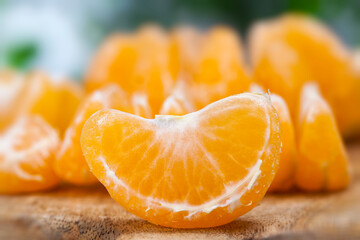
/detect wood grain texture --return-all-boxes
[0,143,360,240]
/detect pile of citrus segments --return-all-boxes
[0,14,358,228]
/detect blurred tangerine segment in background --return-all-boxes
[249,14,360,136]
[169,26,204,81]
[295,83,350,191]
[0,116,60,194]
[85,25,174,115]
[81,93,281,228]
[159,80,195,115]
[249,83,297,192]
[16,71,83,137]
[85,34,137,93]
[0,71,24,131]
[188,26,251,109]
[55,84,133,185]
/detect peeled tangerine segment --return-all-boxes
[189,26,251,109]
[0,116,60,194]
[55,84,133,185]
[296,83,350,191]
[17,71,84,136]
[249,14,358,135]
[249,84,297,192]
[85,25,174,115]
[81,93,281,228]
[0,71,24,131]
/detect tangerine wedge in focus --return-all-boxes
[0,116,60,194]
[55,84,134,185]
[249,84,297,192]
[81,93,281,228]
[295,83,350,191]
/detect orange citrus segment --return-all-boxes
[250,14,357,135]
[190,26,251,109]
[55,84,133,185]
[0,116,60,194]
[249,84,297,192]
[169,26,204,81]
[0,71,24,131]
[85,34,137,93]
[85,25,174,115]
[16,71,83,136]
[295,83,350,191]
[81,93,281,228]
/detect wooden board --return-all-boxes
[1,143,360,240]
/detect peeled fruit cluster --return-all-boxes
[0,14,356,229]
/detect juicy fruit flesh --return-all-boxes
[295,83,350,191]
[81,93,281,228]
[0,116,60,194]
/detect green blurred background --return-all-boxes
[1,0,359,79]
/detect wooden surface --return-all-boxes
[1,144,360,240]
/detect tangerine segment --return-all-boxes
[159,80,195,115]
[131,25,174,114]
[249,84,297,192]
[169,26,204,81]
[85,25,174,114]
[81,93,281,228]
[190,26,251,109]
[0,116,60,194]
[249,14,356,134]
[0,71,24,131]
[17,71,83,136]
[85,34,137,93]
[295,83,350,191]
[55,84,133,185]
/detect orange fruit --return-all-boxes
[81,93,281,228]
[159,80,195,115]
[17,71,83,136]
[0,70,24,131]
[85,34,137,93]
[55,84,133,185]
[295,82,350,191]
[0,116,60,194]
[85,25,174,115]
[169,26,204,81]
[168,26,251,110]
[249,84,297,192]
[189,26,251,109]
[249,14,358,135]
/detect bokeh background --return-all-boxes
[1,0,360,79]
